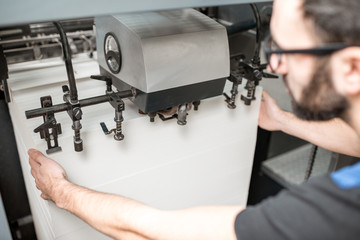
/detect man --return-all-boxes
[29,0,360,239]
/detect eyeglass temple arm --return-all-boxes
[260,63,278,79]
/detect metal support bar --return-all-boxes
[25,90,134,119]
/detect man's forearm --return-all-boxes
[54,180,158,239]
[53,180,243,240]
[279,112,360,157]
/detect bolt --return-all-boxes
[253,70,262,80]
[73,107,82,120]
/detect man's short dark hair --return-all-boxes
[302,0,360,45]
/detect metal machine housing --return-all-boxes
[96,9,230,113]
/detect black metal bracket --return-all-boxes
[227,52,278,107]
[33,96,62,154]
[223,4,278,108]
[239,58,278,106]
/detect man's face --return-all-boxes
[286,57,348,121]
[270,0,348,121]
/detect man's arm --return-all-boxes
[259,91,360,157]
[28,149,243,240]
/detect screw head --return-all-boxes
[73,107,83,120]
[114,134,124,141]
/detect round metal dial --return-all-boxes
[104,33,121,74]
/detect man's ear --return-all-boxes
[341,47,360,96]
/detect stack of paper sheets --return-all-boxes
[7,54,261,240]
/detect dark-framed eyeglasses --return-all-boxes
[263,34,351,73]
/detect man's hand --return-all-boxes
[28,148,68,202]
[258,91,286,131]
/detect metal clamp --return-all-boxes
[33,96,62,154]
[100,93,125,141]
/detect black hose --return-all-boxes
[53,22,78,103]
[250,4,261,63]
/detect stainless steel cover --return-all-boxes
[96,9,230,93]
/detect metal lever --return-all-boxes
[90,75,113,94]
[100,121,124,141]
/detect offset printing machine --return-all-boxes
[0,1,273,239]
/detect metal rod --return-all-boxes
[25,90,134,119]
[0,30,94,45]
[53,21,78,103]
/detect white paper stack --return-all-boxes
[7,54,261,240]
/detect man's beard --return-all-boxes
[285,58,349,121]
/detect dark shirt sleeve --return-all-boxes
[234,175,360,240]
